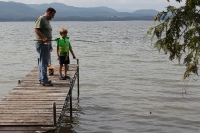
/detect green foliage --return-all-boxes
[146,0,200,79]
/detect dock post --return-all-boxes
[53,102,56,126]
[77,59,79,99]
[70,88,72,117]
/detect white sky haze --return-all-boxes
[2,0,186,12]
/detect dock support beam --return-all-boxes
[77,59,79,99]
[53,102,56,126]
[69,88,72,117]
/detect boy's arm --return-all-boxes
[57,46,60,60]
[70,49,76,59]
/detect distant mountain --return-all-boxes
[28,2,119,17]
[92,6,118,13]
[0,1,159,21]
[133,9,159,16]
[0,1,38,19]
[28,3,117,13]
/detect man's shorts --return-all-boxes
[59,56,70,64]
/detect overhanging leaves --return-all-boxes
[146,0,200,80]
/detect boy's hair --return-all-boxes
[59,28,68,35]
[46,7,56,13]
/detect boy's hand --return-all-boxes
[57,56,60,60]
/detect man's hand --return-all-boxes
[43,37,49,42]
[50,47,53,52]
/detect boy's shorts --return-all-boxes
[59,56,70,64]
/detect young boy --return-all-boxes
[56,28,76,80]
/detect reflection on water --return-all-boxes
[59,100,82,133]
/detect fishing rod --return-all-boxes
[34,39,57,42]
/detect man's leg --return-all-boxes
[35,44,49,83]
[35,43,42,83]
[40,45,50,83]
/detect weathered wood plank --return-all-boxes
[0,126,56,131]
[11,89,69,92]
[0,104,64,108]
[3,95,68,99]
[0,105,64,110]
[0,126,55,131]
[13,87,70,91]
[0,110,62,114]
[0,101,66,104]
[0,114,60,117]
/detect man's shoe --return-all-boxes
[40,80,52,84]
[41,82,53,86]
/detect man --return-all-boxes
[34,7,56,86]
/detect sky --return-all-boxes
[2,0,186,12]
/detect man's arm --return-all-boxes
[34,28,49,42]
[35,28,53,51]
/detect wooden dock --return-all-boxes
[0,62,79,133]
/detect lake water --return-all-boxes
[0,21,200,133]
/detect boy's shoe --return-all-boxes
[64,76,70,79]
[59,77,66,80]
[41,81,53,86]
